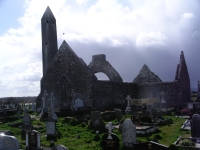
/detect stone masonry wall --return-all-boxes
[92,81,137,111]
[136,82,179,107]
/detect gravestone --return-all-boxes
[102,133,119,150]
[121,119,136,148]
[125,95,132,114]
[133,141,168,150]
[50,92,55,111]
[46,109,56,136]
[53,144,68,150]
[131,113,141,123]
[31,103,36,111]
[0,134,20,150]
[160,91,166,108]
[90,111,104,128]
[25,130,42,150]
[106,122,114,133]
[16,105,22,117]
[153,108,163,118]
[114,108,122,122]
[191,114,200,138]
[147,104,154,115]
[40,90,49,120]
[40,90,49,118]
[22,109,32,131]
[49,93,57,121]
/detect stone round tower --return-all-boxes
[41,6,58,75]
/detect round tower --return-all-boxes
[41,6,58,75]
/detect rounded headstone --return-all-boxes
[191,114,200,138]
[121,119,136,148]
[53,144,68,150]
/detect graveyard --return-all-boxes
[0,5,200,150]
[0,100,196,150]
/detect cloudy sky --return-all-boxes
[0,0,200,97]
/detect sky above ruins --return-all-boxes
[0,0,200,97]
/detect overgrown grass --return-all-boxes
[0,112,190,149]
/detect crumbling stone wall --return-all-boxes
[92,81,137,111]
[88,54,123,83]
[136,82,179,107]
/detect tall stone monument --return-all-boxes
[160,91,166,108]
[46,109,56,137]
[40,90,49,120]
[125,95,132,114]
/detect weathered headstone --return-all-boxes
[125,95,132,114]
[191,114,200,138]
[16,105,22,117]
[121,119,136,148]
[40,90,49,120]
[46,109,56,136]
[147,104,154,115]
[53,144,68,150]
[90,111,104,127]
[31,103,36,111]
[102,133,119,150]
[22,109,32,131]
[25,130,42,150]
[0,134,20,150]
[160,91,166,108]
[131,113,141,123]
[74,98,84,111]
[114,108,122,122]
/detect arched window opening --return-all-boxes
[95,72,109,81]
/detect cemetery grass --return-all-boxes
[0,113,189,149]
[136,116,190,146]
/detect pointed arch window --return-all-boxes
[59,76,70,101]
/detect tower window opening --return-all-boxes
[46,42,47,45]
[47,20,48,23]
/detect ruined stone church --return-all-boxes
[36,6,191,111]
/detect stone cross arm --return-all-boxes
[106,122,113,133]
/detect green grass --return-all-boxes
[0,112,190,149]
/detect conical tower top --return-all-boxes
[42,6,55,18]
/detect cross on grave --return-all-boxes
[148,142,152,149]
[125,95,131,107]
[160,91,166,103]
[50,92,55,111]
[106,122,113,133]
